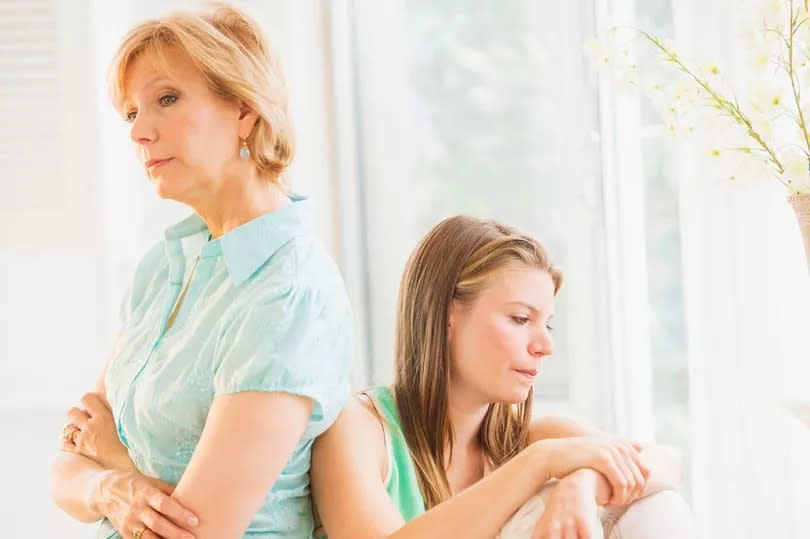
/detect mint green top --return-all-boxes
[370,386,426,522]
[97,196,354,538]
[315,386,424,539]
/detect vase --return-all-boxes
[789,194,810,276]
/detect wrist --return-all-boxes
[88,469,118,516]
[566,468,611,506]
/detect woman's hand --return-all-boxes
[534,435,649,506]
[96,469,200,539]
[531,472,602,539]
[61,393,136,472]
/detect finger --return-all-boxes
[80,393,109,417]
[62,424,80,446]
[577,517,594,539]
[595,456,625,506]
[618,445,646,501]
[628,444,651,481]
[124,518,148,539]
[60,438,77,453]
[562,519,578,539]
[548,521,563,539]
[140,506,196,539]
[606,449,632,505]
[612,448,637,505]
[622,442,650,498]
[130,524,162,539]
[148,477,177,496]
[71,429,86,449]
[146,488,199,529]
[67,407,91,428]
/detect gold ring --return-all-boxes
[132,527,144,539]
[63,426,78,444]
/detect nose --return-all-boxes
[129,112,157,147]
[528,329,553,358]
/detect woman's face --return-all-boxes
[123,47,245,201]
[448,266,556,405]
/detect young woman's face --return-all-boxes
[123,48,244,201]
[448,266,556,404]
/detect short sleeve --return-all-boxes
[213,283,353,434]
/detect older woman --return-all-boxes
[50,4,354,539]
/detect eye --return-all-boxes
[124,110,137,123]
[159,94,178,106]
[546,323,555,332]
[511,315,530,325]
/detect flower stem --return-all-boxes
[788,0,810,161]
[636,29,785,175]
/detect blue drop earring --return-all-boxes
[239,138,250,161]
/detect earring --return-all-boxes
[239,138,250,161]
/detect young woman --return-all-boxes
[51,5,354,538]
[311,216,683,539]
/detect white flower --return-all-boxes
[781,150,810,193]
[583,37,612,68]
[750,110,776,140]
[757,0,789,28]
[749,82,788,116]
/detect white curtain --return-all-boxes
[673,1,810,537]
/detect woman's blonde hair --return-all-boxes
[108,2,294,181]
[392,215,563,508]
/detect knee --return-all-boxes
[604,490,695,539]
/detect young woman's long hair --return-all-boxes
[392,215,563,508]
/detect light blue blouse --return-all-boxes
[97,196,354,538]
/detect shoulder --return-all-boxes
[319,393,386,446]
[313,393,388,479]
[250,235,351,314]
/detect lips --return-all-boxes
[515,368,538,378]
[145,158,173,170]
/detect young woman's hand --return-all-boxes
[531,471,603,539]
[61,392,136,472]
[534,435,649,506]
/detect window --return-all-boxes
[346,0,614,421]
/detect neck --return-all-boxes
[189,166,290,238]
[445,381,490,457]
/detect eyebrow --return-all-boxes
[123,76,174,107]
[506,301,555,318]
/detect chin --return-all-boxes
[493,384,532,405]
[151,175,184,201]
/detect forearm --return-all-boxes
[51,452,112,523]
[388,444,551,539]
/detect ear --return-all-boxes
[237,105,259,140]
[447,300,457,339]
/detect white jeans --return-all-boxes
[498,484,696,539]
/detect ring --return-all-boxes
[63,426,78,444]
[132,527,144,539]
